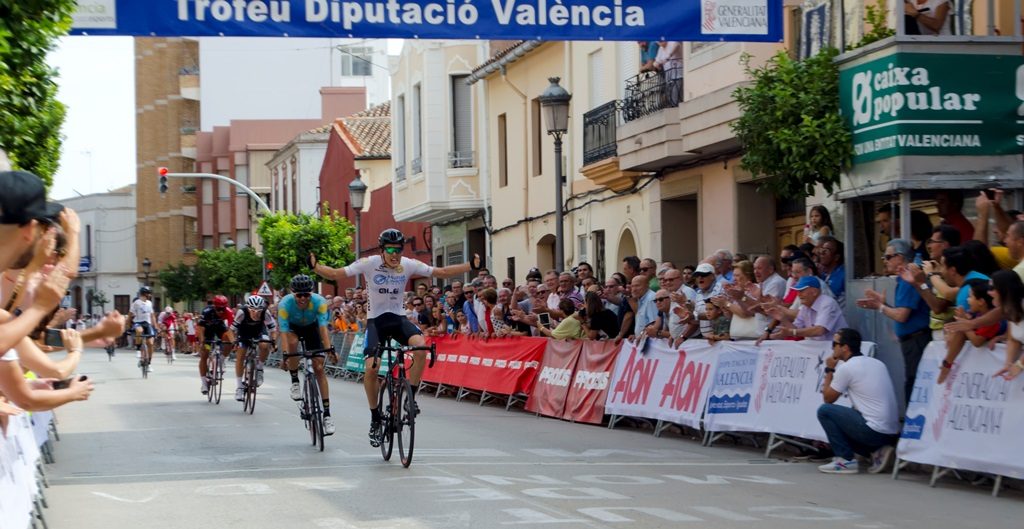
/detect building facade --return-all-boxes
[390,41,488,283]
[134,37,201,292]
[60,186,139,317]
[319,102,432,292]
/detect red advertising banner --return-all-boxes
[424,335,546,395]
[563,340,622,424]
[525,339,584,418]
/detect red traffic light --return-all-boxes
[266,262,274,271]
[158,167,168,176]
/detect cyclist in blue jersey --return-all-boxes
[310,228,483,447]
[278,274,338,435]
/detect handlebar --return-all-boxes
[381,343,437,368]
[282,347,334,359]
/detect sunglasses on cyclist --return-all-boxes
[383,246,403,254]
[295,293,311,299]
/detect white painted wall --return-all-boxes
[199,38,391,129]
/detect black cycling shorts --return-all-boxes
[133,321,155,338]
[364,312,422,358]
[235,327,270,345]
[286,322,324,350]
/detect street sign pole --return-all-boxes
[159,169,271,281]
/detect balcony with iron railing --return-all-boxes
[448,150,475,169]
[580,99,642,191]
[411,157,422,175]
[394,164,406,183]
[621,68,682,124]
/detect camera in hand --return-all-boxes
[44,328,64,347]
[52,375,88,390]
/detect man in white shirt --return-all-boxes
[817,328,900,474]
[754,256,787,300]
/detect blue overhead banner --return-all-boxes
[70,0,784,42]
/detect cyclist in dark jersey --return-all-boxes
[196,295,234,395]
[311,228,483,447]
[231,294,277,401]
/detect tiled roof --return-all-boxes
[306,123,333,135]
[467,40,543,84]
[337,101,391,159]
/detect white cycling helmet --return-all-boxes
[245,295,266,309]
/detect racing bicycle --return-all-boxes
[283,342,333,451]
[376,341,436,467]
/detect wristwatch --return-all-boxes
[824,367,835,374]
[919,283,930,291]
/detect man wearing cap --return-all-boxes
[0,170,76,352]
[770,276,847,340]
[676,263,723,339]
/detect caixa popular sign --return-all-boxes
[839,52,1024,164]
[70,0,783,42]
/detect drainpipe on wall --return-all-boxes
[500,65,530,266]
[477,43,493,273]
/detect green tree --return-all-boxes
[195,248,263,298]
[158,263,203,303]
[731,48,853,199]
[87,289,109,313]
[257,210,354,289]
[0,1,77,185]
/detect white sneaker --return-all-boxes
[136,350,141,359]
[235,387,245,401]
[201,379,210,395]
[868,445,895,474]
[256,368,264,387]
[818,457,859,474]
[323,416,336,436]
[289,382,301,401]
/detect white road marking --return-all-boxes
[91,491,159,503]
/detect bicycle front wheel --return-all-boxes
[378,378,394,461]
[306,375,324,451]
[244,355,257,415]
[397,379,416,468]
[213,353,224,405]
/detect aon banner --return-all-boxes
[70,0,783,42]
[898,342,1024,479]
[604,338,716,429]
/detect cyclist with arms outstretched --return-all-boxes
[232,294,278,401]
[310,228,482,446]
[278,274,338,435]
[197,295,235,395]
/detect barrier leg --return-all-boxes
[654,420,680,438]
[930,466,953,487]
[992,475,1003,497]
[479,391,493,406]
[892,457,903,480]
[505,394,527,411]
[764,434,817,458]
[608,414,625,430]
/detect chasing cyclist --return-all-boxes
[278,274,337,435]
[197,295,235,395]
[310,228,482,447]
[131,286,157,372]
[231,294,278,402]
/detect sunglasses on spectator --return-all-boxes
[413,302,423,307]
[832,341,845,348]
[383,246,403,254]
[927,238,945,245]
[503,281,513,286]
[639,267,652,272]
[881,254,899,261]
[654,297,670,302]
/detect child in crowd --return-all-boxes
[939,278,1006,383]
[804,205,834,245]
[455,310,471,335]
[703,301,731,344]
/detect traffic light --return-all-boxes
[266,262,274,271]
[158,167,169,194]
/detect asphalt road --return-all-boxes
[39,348,1024,529]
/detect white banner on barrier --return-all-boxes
[0,414,40,529]
[898,342,1024,479]
[604,338,716,429]
[704,340,857,441]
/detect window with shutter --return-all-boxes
[588,49,605,109]
[450,75,473,168]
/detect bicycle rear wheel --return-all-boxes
[397,378,416,468]
[378,378,394,461]
[206,351,215,403]
[213,353,224,405]
[141,358,149,379]
[306,374,324,451]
